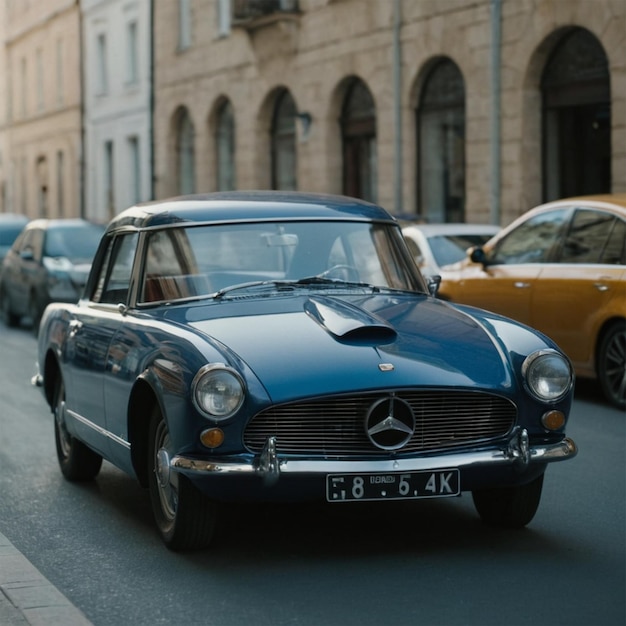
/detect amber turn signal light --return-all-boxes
[200,428,225,448]
[541,410,565,431]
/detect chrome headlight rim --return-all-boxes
[192,363,245,421]
[522,349,573,403]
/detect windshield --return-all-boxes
[44,223,105,261]
[140,220,425,303]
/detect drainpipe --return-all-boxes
[490,0,501,225]
[149,0,156,200]
[79,1,85,219]
[392,0,403,214]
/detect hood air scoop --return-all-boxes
[304,296,397,344]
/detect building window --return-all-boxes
[36,156,48,218]
[126,21,139,85]
[341,78,377,203]
[36,48,44,111]
[56,39,64,106]
[128,136,141,204]
[271,90,297,190]
[97,33,108,95]
[20,57,27,117]
[176,108,195,194]
[417,59,466,222]
[57,151,64,217]
[217,0,231,36]
[216,100,236,191]
[542,28,611,201]
[178,0,192,50]
[104,141,114,219]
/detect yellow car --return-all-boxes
[439,194,626,409]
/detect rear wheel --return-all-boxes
[0,289,20,327]
[597,321,626,410]
[472,474,544,528]
[54,377,103,481]
[148,406,217,551]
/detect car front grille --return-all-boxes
[243,390,517,456]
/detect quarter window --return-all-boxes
[93,233,138,305]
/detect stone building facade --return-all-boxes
[153,0,625,226]
[0,0,624,226]
[1,0,82,219]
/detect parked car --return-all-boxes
[33,192,577,551]
[0,213,28,265]
[439,194,626,409]
[0,218,104,330]
[402,222,500,277]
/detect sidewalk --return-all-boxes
[0,531,93,626]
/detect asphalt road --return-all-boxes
[0,322,624,626]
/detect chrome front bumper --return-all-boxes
[171,428,577,481]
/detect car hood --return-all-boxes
[184,294,516,403]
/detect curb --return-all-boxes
[0,531,93,626]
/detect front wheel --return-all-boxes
[148,406,217,551]
[54,377,103,481]
[597,322,626,410]
[472,474,544,528]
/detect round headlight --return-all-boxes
[192,364,245,419]
[522,350,573,402]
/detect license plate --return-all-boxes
[326,469,460,502]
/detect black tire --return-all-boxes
[148,406,217,551]
[0,289,20,327]
[597,321,626,410]
[53,377,103,481]
[472,474,544,528]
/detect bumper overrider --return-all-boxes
[171,428,577,485]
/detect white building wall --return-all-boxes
[82,0,152,223]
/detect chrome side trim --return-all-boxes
[66,409,131,450]
[171,435,577,477]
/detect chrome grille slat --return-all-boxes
[244,391,516,456]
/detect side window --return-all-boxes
[491,209,568,264]
[560,209,624,265]
[602,218,626,265]
[92,233,138,305]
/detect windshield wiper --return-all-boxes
[211,276,381,300]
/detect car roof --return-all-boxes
[529,193,626,213]
[106,191,396,231]
[24,218,98,230]
[402,223,500,236]
[0,213,28,224]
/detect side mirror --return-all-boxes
[427,275,441,297]
[20,248,35,262]
[469,246,487,265]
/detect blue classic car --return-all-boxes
[33,192,577,550]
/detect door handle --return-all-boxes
[593,282,609,292]
[514,282,530,289]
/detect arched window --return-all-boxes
[417,59,465,222]
[216,99,236,191]
[271,90,297,190]
[542,28,611,200]
[341,79,377,202]
[176,107,195,195]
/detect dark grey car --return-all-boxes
[0,218,103,330]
